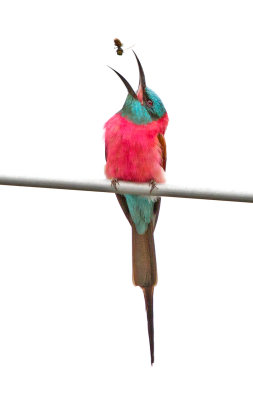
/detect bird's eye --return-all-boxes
[146,99,153,107]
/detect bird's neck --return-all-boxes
[105,111,169,136]
[120,95,152,125]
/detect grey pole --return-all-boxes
[1,175,253,203]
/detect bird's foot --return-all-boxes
[149,180,158,194]
[111,178,120,192]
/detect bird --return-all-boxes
[104,51,168,364]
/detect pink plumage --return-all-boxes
[104,112,169,183]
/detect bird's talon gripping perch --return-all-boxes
[111,178,119,192]
[149,180,158,194]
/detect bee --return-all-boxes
[114,38,124,56]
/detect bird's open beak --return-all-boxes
[108,51,146,103]
[132,51,146,104]
[108,66,137,99]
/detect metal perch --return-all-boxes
[1,175,253,203]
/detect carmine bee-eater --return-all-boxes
[104,51,168,364]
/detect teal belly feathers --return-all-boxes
[124,194,156,235]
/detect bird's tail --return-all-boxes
[132,223,157,364]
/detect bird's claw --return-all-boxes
[149,180,157,194]
[111,178,120,192]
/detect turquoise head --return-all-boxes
[109,52,166,125]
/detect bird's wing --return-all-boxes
[153,133,167,228]
[115,193,132,225]
[157,133,167,171]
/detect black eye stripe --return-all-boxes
[146,99,153,107]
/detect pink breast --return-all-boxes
[104,113,168,183]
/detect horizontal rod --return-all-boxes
[0,175,253,203]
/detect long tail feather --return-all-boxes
[132,224,157,364]
[143,286,155,365]
[132,224,157,287]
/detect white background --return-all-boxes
[1,0,253,399]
